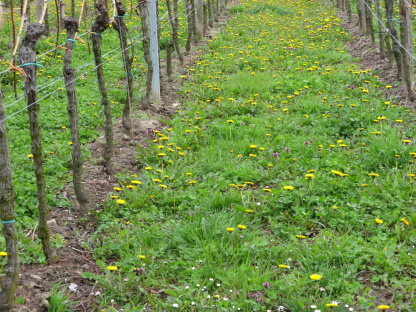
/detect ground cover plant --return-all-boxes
[1,0,416,311]
[77,0,416,311]
[0,0,190,263]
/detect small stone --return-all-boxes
[47,219,57,227]
[137,120,161,132]
[14,306,31,312]
[29,274,43,281]
[68,283,78,292]
[37,292,51,300]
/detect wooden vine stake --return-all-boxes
[374,0,384,58]
[184,0,193,51]
[59,0,65,29]
[219,0,225,13]
[207,0,214,28]
[196,0,204,40]
[363,0,374,45]
[0,2,3,31]
[113,0,133,135]
[91,1,114,175]
[189,0,197,43]
[345,0,352,22]
[63,17,91,215]
[398,0,416,101]
[166,40,173,80]
[385,0,402,79]
[356,0,367,34]
[166,0,183,63]
[54,0,61,57]
[0,92,19,312]
[36,0,44,23]
[18,23,54,264]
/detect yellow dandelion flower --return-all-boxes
[368,173,379,177]
[138,255,146,259]
[0,251,8,256]
[283,186,294,190]
[310,274,322,280]
[375,218,384,224]
[245,209,254,213]
[107,266,118,271]
[116,199,126,205]
[377,305,390,310]
[278,264,289,269]
[326,303,339,307]
[131,180,142,185]
[237,224,247,230]
[400,218,410,225]
[226,227,235,233]
[296,235,306,239]
[331,170,345,176]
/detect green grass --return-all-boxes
[1,0,416,311]
[0,0,191,263]
[78,0,416,311]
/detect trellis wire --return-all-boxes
[362,0,416,62]
[0,1,193,124]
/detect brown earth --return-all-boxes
[12,9,409,312]
[338,11,415,107]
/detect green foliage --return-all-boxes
[48,284,75,312]
[1,0,416,311]
[81,0,416,309]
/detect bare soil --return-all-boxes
[338,11,416,107]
